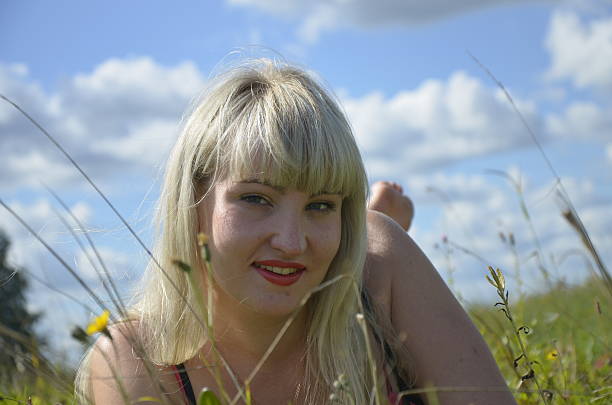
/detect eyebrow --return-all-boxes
[240,178,286,192]
[237,178,339,198]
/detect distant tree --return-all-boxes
[0,229,43,379]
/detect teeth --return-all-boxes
[258,264,299,275]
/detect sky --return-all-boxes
[1,0,611,364]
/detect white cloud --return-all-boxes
[532,86,567,103]
[228,0,537,43]
[0,58,205,191]
[70,202,92,225]
[546,101,612,141]
[91,119,179,167]
[2,59,544,192]
[3,150,79,189]
[67,57,202,116]
[0,199,94,272]
[406,172,492,203]
[75,245,132,282]
[545,11,612,91]
[606,143,612,163]
[0,63,51,124]
[343,71,541,177]
[409,171,612,301]
[0,64,78,190]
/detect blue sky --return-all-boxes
[1,0,611,363]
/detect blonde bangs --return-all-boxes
[205,64,366,201]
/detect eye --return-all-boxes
[240,194,270,206]
[307,201,336,212]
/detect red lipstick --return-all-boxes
[256,260,305,269]
[253,260,306,286]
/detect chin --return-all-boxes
[211,270,319,321]
[242,293,308,319]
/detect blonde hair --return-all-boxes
[77,58,376,403]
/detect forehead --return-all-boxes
[222,156,346,196]
[229,176,340,197]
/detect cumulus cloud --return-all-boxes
[0,58,205,191]
[409,171,612,301]
[406,172,493,203]
[64,57,203,128]
[228,0,536,43]
[546,101,612,141]
[342,71,541,177]
[3,150,79,189]
[0,64,79,189]
[91,119,179,167]
[545,10,612,91]
[2,59,546,193]
[75,245,133,282]
[0,199,92,273]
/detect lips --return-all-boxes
[253,260,306,286]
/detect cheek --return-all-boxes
[316,218,343,264]
[209,209,259,261]
[207,215,242,281]
[210,211,237,251]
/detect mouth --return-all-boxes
[252,261,306,286]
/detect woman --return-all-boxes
[77,59,515,404]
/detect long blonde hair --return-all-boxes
[77,58,377,404]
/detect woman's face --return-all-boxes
[198,176,343,318]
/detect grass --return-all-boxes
[472,275,611,404]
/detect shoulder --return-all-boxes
[365,209,418,258]
[365,210,462,328]
[89,321,143,375]
[88,321,182,404]
[88,322,148,401]
[364,210,440,317]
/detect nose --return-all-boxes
[269,208,307,256]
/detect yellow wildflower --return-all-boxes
[198,232,211,262]
[86,309,110,335]
[197,232,209,247]
[546,349,559,360]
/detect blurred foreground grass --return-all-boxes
[1,275,609,404]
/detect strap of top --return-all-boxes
[174,363,196,405]
[361,289,425,405]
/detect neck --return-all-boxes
[202,290,310,371]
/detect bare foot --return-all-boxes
[368,181,414,231]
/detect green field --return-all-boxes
[1,272,609,404]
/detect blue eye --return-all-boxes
[307,202,336,212]
[240,194,269,205]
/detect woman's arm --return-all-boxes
[365,210,516,405]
